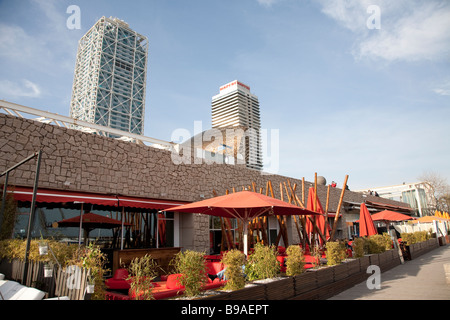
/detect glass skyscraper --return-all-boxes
[70,17,148,135]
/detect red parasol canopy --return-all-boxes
[57,212,131,230]
[370,210,415,222]
[57,212,132,245]
[359,203,377,237]
[165,190,318,255]
[305,188,330,244]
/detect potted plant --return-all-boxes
[127,254,159,300]
[38,241,48,256]
[285,245,305,276]
[43,262,53,278]
[245,243,280,281]
[221,249,246,291]
[171,250,208,298]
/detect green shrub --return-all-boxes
[352,238,366,258]
[127,254,159,300]
[68,243,109,300]
[401,232,416,245]
[285,245,305,276]
[401,231,429,245]
[245,243,280,281]
[325,241,347,265]
[367,234,387,253]
[414,231,429,243]
[171,250,207,297]
[221,249,246,291]
[381,233,393,251]
[0,238,78,267]
[0,193,17,240]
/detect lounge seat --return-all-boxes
[126,272,227,300]
[105,268,131,290]
[0,279,46,300]
[205,261,224,276]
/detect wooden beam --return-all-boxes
[324,184,331,240]
[330,175,349,241]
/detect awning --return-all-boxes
[117,195,187,210]
[8,186,118,207]
[364,200,414,213]
[6,186,188,210]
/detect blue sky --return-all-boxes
[0,0,449,191]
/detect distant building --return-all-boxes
[356,182,436,217]
[70,17,148,135]
[211,81,262,170]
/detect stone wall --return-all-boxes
[0,113,410,251]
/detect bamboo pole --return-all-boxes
[323,184,331,240]
[285,181,302,243]
[311,174,318,248]
[330,175,349,241]
[302,177,305,205]
[278,182,289,247]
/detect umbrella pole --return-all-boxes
[78,203,84,248]
[121,207,124,250]
[243,221,248,256]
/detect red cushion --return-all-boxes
[166,274,184,290]
[113,268,129,280]
[205,262,224,275]
[160,274,168,281]
[105,278,130,290]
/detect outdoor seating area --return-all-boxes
[104,259,228,300]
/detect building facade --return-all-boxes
[1,109,414,255]
[211,81,262,171]
[356,183,436,217]
[70,17,148,135]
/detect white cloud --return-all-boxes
[257,0,281,8]
[316,0,450,62]
[0,79,42,98]
[0,0,79,73]
[433,81,450,96]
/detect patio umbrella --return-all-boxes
[369,210,415,233]
[57,212,131,245]
[411,215,450,224]
[164,190,318,256]
[358,203,377,237]
[370,210,415,222]
[305,188,329,245]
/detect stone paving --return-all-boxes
[329,244,450,300]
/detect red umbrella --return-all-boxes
[369,210,415,233]
[305,188,329,244]
[57,212,131,244]
[359,203,377,237]
[370,210,415,222]
[165,191,318,255]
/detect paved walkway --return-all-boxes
[329,243,450,300]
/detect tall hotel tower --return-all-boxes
[70,17,148,135]
[211,80,262,170]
